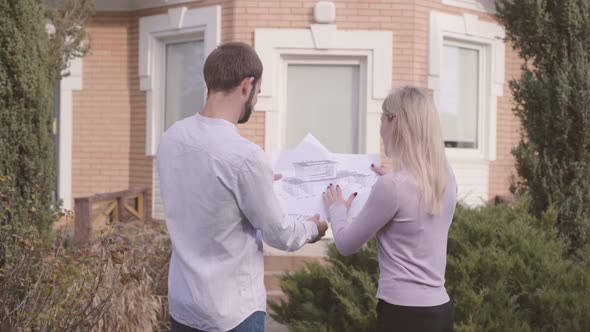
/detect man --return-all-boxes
[157,42,328,332]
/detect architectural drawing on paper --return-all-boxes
[282,160,375,198]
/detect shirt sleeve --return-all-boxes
[235,149,318,252]
[327,175,399,256]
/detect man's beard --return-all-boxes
[238,100,253,124]
[238,79,257,124]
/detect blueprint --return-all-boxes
[273,134,380,221]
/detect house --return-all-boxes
[53,0,519,223]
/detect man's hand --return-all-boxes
[307,213,328,243]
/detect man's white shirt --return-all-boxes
[157,114,317,331]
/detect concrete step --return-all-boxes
[265,314,289,332]
[263,255,326,274]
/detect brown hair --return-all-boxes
[203,42,263,92]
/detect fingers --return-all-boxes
[346,192,358,209]
[273,174,283,181]
[323,183,353,209]
[323,184,334,201]
[335,185,343,199]
[318,221,328,235]
[307,213,320,222]
[371,163,387,176]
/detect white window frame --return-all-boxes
[46,22,82,210]
[158,35,205,134]
[281,56,367,153]
[440,38,489,160]
[57,56,82,210]
[441,0,496,14]
[96,0,199,11]
[139,5,220,156]
[139,5,220,219]
[254,25,392,156]
[429,11,505,162]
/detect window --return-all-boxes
[428,11,506,206]
[139,5,220,219]
[139,5,220,155]
[429,11,505,160]
[439,42,482,149]
[286,64,361,153]
[254,26,392,156]
[163,40,205,130]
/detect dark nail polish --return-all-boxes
[354,192,358,196]
[371,164,375,167]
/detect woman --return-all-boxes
[324,86,457,332]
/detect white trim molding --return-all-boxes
[254,25,392,155]
[429,11,505,161]
[95,0,200,11]
[429,11,505,205]
[46,21,82,210]
[139,5,220,155]
[59,56,82,210]
[441,0,496,14]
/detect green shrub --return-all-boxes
[447,199,590,331]
[270,199,590,332]
[0,0,94,234]
[269,240,378,332]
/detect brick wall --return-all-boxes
[72,12,133,200]
[72,1,233,216]
[72,0,521,214]
[231,0,420,164]
[231,0,521,199]
[489,44,521,198]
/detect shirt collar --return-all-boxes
[195,113,239,133]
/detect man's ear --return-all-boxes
[240,77,254,96]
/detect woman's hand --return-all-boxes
[370,163,390,176]
[323,184,357,210]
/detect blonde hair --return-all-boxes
[382,86,449,215]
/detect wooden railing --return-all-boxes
[74,187,148,244]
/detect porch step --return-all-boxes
[263,255,327,274]
[264,254,327,307]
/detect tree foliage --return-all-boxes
[496,0,590,252]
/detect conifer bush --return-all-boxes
[270,200,590,332]
[496,0,590,252]
[0,0,93,234]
